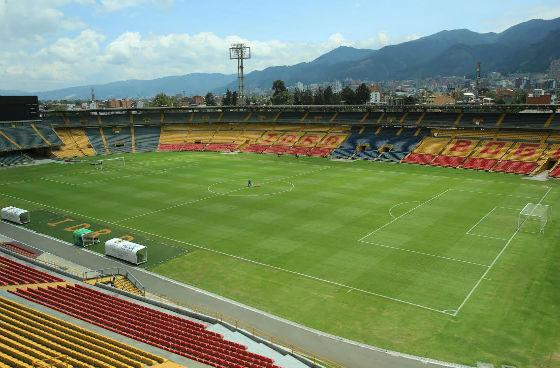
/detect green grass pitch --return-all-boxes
[1,152,559,367]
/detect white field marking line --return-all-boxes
[450,188,546,200]
[208,181,295,197]
[388,201,420,219]
[47,159,200,179]
[360,240,490,268]
[119,166,331,222]
[0,191,452,316]
[119,187,249,222]
[40,178,80,187]
[78,162,202,184]
[357,188,451,242]
[1,223,473,368]
[453,185,553,317]
[465,207,498,235]
[38,162,202,188]
[498,207,523,211]
[0,180,34,187]
[466,233,508,241]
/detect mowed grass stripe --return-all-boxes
[0,152,558,367]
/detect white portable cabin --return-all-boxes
[1,206,30,224]
[104,238,147,265]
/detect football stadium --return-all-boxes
[0,98,559,368]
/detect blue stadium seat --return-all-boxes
[84,128,107,154]
[34,124,62,145]
[134,126,161,152]
[0,152,32,166]
[102,127,132,153]
[2,126,44,149]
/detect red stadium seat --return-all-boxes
[461,158,498,171]
[11,284,280,368]
[431,155,465,168]
[402,153,436,165]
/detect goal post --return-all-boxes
[517,203,551,234]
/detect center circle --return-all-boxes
[208,179,294,197]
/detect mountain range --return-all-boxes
[3,17,560,100]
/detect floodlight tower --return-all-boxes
[475,61,481,103]
[229,43,251,105]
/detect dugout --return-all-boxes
[1,206,30,224]
[104,238,147,265]
[73,228,99,247]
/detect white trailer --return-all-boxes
[104,238,147,265]
[1,206,30,225]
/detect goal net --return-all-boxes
[517,203,551,234]
[92,157,126,171]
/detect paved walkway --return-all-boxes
[0,221,470,368]
[0,254,202,368]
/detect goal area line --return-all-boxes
[0,191,455,317]
[1,173,551,317]
[356,186,552,316]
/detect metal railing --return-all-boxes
[83,267,145,296]
[154,295,344,368]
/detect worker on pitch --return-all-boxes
[247,179,253,188]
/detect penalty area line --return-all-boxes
[358,188,450,242]
[453,186,553,317]
[464,207,498,236]
[0,190,452,316]
[359,240,490,268]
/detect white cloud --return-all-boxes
[82,0,174,12]
[0,0,85,49]
[483,4,560,32]
[0,29,415,91]
[0,0,425,91]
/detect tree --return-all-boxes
[341,86,356,105]
[293,89,303,105]
[272,90,293,105]
[301,89,314,105]
[205,93,216,106]
[313,87,325,105]
[152,93,172,107]
[323,86,335,105]
[231,91,238,106]
[222,89,233,106]
[355,83,370,104]
[272,80,287,97]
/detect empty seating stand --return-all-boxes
[500,113,550,129]
[13,284,281,368]
[34,124,62,146]
[492,160,538,175]
[0,133,16,152]
[462,158,498,171]
[102,127,132,153]
[206,143,238,152]
[402,153,436,165]
[1,125,45,149]
[0,242,39,259]
[0,297,165,368]
[84,128,108,154]
[0,256,62,286]
[549,163,560,178]
[431,155,466,168]
[134,126,161,152]
[0,152,31,167]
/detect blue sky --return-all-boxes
[1,0,559,91]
